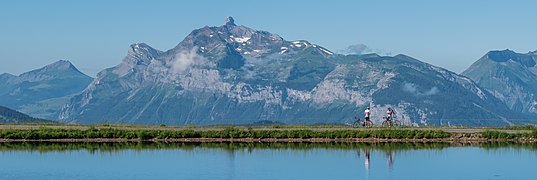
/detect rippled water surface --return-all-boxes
[0,142,535,180]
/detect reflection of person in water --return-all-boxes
[364,148,370,172]
[385,150,393,170]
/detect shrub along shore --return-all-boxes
[0,126,536,143]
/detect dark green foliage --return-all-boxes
[501,125,537,130]
[480,130,536,139]
[481,131,515,139]
[0,105,55,124]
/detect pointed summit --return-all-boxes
[46,60,73,70]
[224,16,235,26]
[128,43,159,56]
[16,60,92,83]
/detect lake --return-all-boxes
[0,142,535,180]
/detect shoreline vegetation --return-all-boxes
[0,124,536,143]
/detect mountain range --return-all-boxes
[1,17,535,126]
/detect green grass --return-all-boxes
[2,126,536,140]
[481,130,537,139]
[497,125,537,131]
[0,127,450,140]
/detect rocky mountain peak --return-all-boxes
[224,16,235,26]
[485,49,513,59]
[0,73,15,78]
[15,60,90,83]
[0,73,16,83]
[172,17,288,58]
[128,43,158,55]
[486,49,536,67]
[45,60,74,70]
[126,43,161,66]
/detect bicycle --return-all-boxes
[391,115,402,127]
[393,118,402,127]
[352,116,361,128]
[363,117,373,128]
[381,117,391,127]
[381,116,401,127]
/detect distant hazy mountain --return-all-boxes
[0,105,54,124]
[463,49,537,117]
[56,17,522,126]
[337,44,391,56]
[0,60,93,119]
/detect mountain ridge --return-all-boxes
[0,60,93,120]
[462,49,537,116]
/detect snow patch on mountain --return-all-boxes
[291,41,310,48]
[233,36,251,43]
[280,47,288,54]
[318,47,333,55]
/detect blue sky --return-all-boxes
[1,0,536,76]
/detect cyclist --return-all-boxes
[386,107,394,121]
[364,107,371,126]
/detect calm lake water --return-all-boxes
[0,142,535,180]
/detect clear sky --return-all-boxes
[1,0,536,77]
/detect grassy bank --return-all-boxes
[481,130,537,139]
[0,126,535,142]
[0,127,450,140]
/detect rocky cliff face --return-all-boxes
[0,60,93,119]
[59,17,519,126]
[463,49,537,116]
